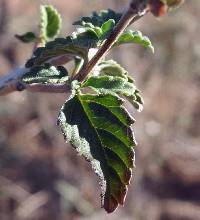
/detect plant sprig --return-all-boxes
[0,0,184,213]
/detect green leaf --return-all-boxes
[100,19,115,39]
[40,5,62,41]
[130,89,144,112]
[84,60,144,111]
[15,32,37,43]
[25,23,103,68]
[82,75,143,112]
[113,30,154,53]
[97,60,129,79]
[73,10,119,46]
[82,75,135,95]
[22,63,68,84]
[58,92,136,213]
[73,9,122,28]
[76,18,116,44]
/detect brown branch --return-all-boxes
[0,53,73,96]
[73,0,149,82]
[0,67,27,96]
[0,67,71,96]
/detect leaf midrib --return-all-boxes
[83,99,133,128]
[77,93,126,198]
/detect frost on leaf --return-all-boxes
[58,93,136,213]
[113,30,154,53]
[82,60,144,112]
[22,64,68,84]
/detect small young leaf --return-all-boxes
[97,60,129,79]
[82,76,135,97]
[58,92,136,213]
[113,30,154,53]
[76,19,116,43]
[22,64,68,84]
[100,19,115,39]
[85,60,144,111]
[82,75,143,112]
[40,5,62,41]
[15,32,37,43]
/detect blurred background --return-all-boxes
[0,0,200,219]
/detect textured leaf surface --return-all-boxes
[26,9,122,68]
[96,60,129,79]
[22,64,68,84]
[113,30,154,52]
[25,34,97,68]
[40,5,61,40]
[58,93,136,213]
[85,60,144,111]
[74,9,122,27]
[26,20,116,68]
[15,32,37,43]
[76,18,115,41]
[82,75,143,112]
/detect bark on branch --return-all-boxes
[0,67,71,95]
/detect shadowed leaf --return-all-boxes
[25,33,97,68]
[22,64,68,84]
[25,19,116,68]
[73,9,122,27]
[15,32,37,43]
[58,93,136,213]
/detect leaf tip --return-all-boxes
[15,32,37,43]
[103,196,119,213]
[150,45,155,53]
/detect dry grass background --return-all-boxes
[0,0,200,219]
